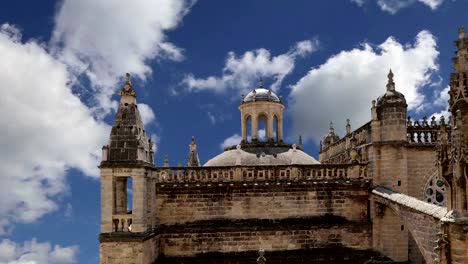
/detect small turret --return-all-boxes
[187,136,201,166]
[373,69,408,142]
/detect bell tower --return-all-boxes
[99,74,158,264]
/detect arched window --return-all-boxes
[245,115,252,142]
[258,113,268,142]
[424,173,447,206]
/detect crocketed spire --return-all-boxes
[187,136,201,166]
[102,73,154,164]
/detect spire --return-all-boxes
[346,119,351,135]
[163,155,169,167]
[450,25,468,111]
[119,73,137,97]
[187,136,201,166]
[329,121,334,133]
[259,79,264,88]
[103,73,153,165]
[459,26,466,40]
[298,135,303,149]
[386,69,395,91]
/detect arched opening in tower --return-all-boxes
[245,115,252,143]
[258,113,268,142]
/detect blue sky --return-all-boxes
[0,0,467,263]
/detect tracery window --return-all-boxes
[424,174,447,206]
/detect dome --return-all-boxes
[243,88,281,103]
[204,145,319,166]
[376,70,407,107]
[376,90,407,107]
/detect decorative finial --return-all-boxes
[163,154,169,167]
[125,73,132,85]
[386,69,395,91]
[259,79,264,88]
[191,136,195,144]
[346,118,351,134]
[459,26,466,40]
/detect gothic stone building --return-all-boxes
[98,28,468,263]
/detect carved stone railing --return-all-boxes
[153,164,369,184]
[320,122,371,164]
[407,116,451,145]
[112,213,132,232]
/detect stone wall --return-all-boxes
[160,222,372,257]
[406,146,437,199]
[100,234,159,264]
[155,183,370,225]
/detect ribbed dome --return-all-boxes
[243,88,281,103]
[376,70,407,107]
[204,145,319,166]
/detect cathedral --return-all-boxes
[98,28,468,263]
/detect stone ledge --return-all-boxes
[372,187,453,222]
[156,215,370,233]
[99,231,158,242]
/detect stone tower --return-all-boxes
[99,74,158,264]
[440,26,468,218]
[370,70,410,262]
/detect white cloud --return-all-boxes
[0,24,110,233]
[433,85,450,107]
[0,239,78,264]
[220,129,267,149]
[289,30,439,142]
[352,0,444,14]
[207,112,216,125]
[51,0,194,114]
[221,134,242,149]
[183,39,319,95]
[137,103,156,125]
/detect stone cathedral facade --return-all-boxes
[98,28,468,263]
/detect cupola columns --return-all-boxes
[239,82,285,144]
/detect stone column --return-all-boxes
[267,114,274,141]
[132,169,148,232]
[252,114,258,142]
[101,169,113,233]
[278,115,284,142]
[241,114,247,143]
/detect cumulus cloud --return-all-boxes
[220,129,267,149]
[352,0,445,14]
[183,39,319,95]
[137,103,156,125]
[51,0,194,114]
[0,24,110,233]
[289,30,439,142]
[0,239,78,264]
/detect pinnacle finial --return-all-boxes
[386,69,395,91]
[191,136,195,143]
[459,26,466,39]
[125,73,132,85]
[259,79,264,88]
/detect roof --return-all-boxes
[204,145,319,166]
[243,88,281,103]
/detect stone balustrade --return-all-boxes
[153,164,368,184]
[112,213,133,232]
[320,122,371,163]
[406,116,451,145]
